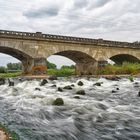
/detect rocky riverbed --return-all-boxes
[0,76,140,140]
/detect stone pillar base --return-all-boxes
[22,58,47,75]
[76,61,108,75]
[76,62,97,75]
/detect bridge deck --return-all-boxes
[0,30,140,48]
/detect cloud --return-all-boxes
[0,0,140,42]
[24,7,60,18]
[1,0,140,66]
[73,0,89,9]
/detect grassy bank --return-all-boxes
[48,68,75,76]
[97,63,140,75]
[0,63,140,77]
[0,72,21,78]
[0,123,20,140]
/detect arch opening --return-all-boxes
[0,46,32,61]
[110,54,140,65]
[0,46,34,74]
[55,50,96,64]
[47,50,97,75]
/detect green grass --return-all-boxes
[48,68,75,76]
[0,63,140,77]
[97,63,140,75]
[0,72,21,78]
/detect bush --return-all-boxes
[0,66,7,73]
[97,63,140,75]
[48,68,75,76]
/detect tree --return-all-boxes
[7,62,22,70]
[46,61,57,69]
[61,65,75,69]
[0,66,7,73]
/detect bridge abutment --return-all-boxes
[22,58,47,75]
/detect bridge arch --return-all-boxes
[47,50,98,75]
[54,50,97,63]
[0,46,32,61]
[0,46,34,74]
[109,54,140,64]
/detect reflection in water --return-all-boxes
[0,77,140,140]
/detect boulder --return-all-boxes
[48,76,57,80]
[94,82,103,86]
[58,87,63,92]
[35,88,41,91]
[97,103,108,110]
[116,88,119,90]
[76,90,86,95]
[71,84,75,87]
[74,96,80,99]
[0,78,5,85]
[40,79,48,86]
[51,85,57,87]
[134,82,139,88]
[138,91,140,97]
[8,78,14,86]
[63,85,72,90]
[105,76,121,81]
[77,81,84,86]
[53,98,64,106]
[111,90,117,93]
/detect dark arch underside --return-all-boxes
[0,46,32,61]
[110,54,140,64]
[54,50,96,63]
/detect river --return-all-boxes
[0,77,140,140]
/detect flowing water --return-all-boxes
[0,77,140,140]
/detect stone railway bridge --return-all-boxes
[0,30,140,75]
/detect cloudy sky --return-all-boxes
[0,0,140,67]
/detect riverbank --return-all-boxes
[0,63,140,78]
[0,130,7,140]
[0,123,19,140]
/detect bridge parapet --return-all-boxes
[0,30,140,48]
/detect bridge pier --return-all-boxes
[75,61,108,75]
[22,58,47,75]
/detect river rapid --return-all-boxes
[0,77,140,140]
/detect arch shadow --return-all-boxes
[54,50,96,63]
[0,46,32,61]
[110,54,140,64]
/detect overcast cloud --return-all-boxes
[0,0,140,66]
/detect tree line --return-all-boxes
[0,61,75,73]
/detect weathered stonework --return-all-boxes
[0,30,140,75]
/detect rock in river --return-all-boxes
[48,76,58,81]
[94,82,103,86]
[105,76,121,81]
[76,90,86,95]
[8,78,14,86]
[0,78,5,85]
[138,91,140,97]
[58,87,63,92]
[53,98,64,106]
[63,85,72,90]
[35,88,41,91]
[40,79,48,86]
[74,96,80,99]
[77,81,84,86]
